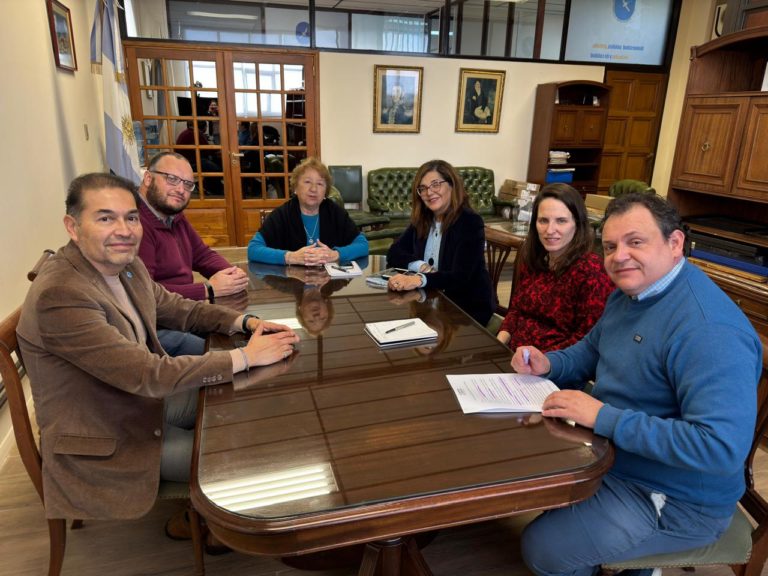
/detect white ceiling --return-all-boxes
[225,0,534,16]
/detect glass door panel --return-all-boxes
[125,42,319,246]
[228,51,316,245]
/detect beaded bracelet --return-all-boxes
[238,347,250,371]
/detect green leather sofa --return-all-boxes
[363,166,506,253]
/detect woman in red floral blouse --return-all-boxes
[497,183,614,352]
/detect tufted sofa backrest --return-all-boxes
[367,166,496,218]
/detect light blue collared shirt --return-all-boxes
[409,222,442,288]
[634,257,685,301]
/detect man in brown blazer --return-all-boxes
[16,172,299,521]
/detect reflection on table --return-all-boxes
[193,256,612,576]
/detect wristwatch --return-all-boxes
[242,313,258,334]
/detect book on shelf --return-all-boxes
[690,248,768,278]
[689,231,763,262]
[364,318,438,348]
[446,373,559,414]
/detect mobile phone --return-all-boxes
[380,268,410,279]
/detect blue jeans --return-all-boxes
[157,329,206,356]
[521,473,732,576]
[158,329,203,482]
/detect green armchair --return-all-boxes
[608,179,655,198]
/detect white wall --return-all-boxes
[319,52,603,205]
[651,0,717,196]
[0,0,105,464]
[1,0,105,321]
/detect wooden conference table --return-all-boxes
[192,257,613,576]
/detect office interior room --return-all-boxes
[0,0,717,462]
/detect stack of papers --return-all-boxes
[364,318,438,348]
[447,373,559,413]
[324,261,362,277]
[548,150,570,165]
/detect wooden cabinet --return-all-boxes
[667,26,768,337]
[552,108,606,145]
[671,96,749,196]
[527,81,611,195]
[735,97,768,200]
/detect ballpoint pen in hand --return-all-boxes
[385,320,415,334]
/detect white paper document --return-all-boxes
[446,373,559,414]
[324,261,362,277]
[364,318,438,348]
[264,317,303,330]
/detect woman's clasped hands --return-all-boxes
[286,241,339,266]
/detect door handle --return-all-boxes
[229,151,244,167]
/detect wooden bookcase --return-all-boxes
[527,81,611,195]
[667,26,768,336]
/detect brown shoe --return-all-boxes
[164,509,191,541]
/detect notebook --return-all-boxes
[364,318,438,348]
[324,261,362,277]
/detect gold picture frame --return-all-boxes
[47,0,77,72]
[455,68,505,133]
[373,65,423,133]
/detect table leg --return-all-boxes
[357,537,434,576]
[403,537,435,576]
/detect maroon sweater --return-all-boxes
[499,252,614,352]
[138,200,230,300]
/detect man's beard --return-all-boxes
[146,180,189,215]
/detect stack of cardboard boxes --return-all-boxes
[497,179,540,221]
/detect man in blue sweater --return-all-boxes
[513,193,762,576]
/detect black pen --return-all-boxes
[331,264,353,271]
[385,320,415,334]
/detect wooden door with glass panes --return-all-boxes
[124,41,319,246]
[226,51,317,245]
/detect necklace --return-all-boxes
[303,215,319,244]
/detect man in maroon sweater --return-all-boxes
[138,152,248,355]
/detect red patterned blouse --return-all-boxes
[499,252,614,353]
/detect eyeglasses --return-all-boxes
[151,170,197,193]
[416,180,447,196]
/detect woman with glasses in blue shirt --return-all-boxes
[386,159,495,325]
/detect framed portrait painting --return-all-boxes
[47,0,77,71]
[456,69,505,133]
[373,65,423,133]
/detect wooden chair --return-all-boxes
[27,249,55,281]
[2,300,206,575]
[602,340,768,576]
[485,225,524,316]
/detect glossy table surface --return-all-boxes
[192,257,612,562]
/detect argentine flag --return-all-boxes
[90,0,141,182]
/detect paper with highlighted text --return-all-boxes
[447,373,559,413]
